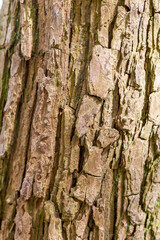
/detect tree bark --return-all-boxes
[0,0,160,239]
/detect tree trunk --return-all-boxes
[0,0,160,239]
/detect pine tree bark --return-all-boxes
[0,0,160,239]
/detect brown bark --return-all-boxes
[0,0,160,239]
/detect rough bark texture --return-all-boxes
[1,0,160,239]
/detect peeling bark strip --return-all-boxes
[1,0,160,239]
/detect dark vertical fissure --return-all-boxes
[49,107,63,201]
